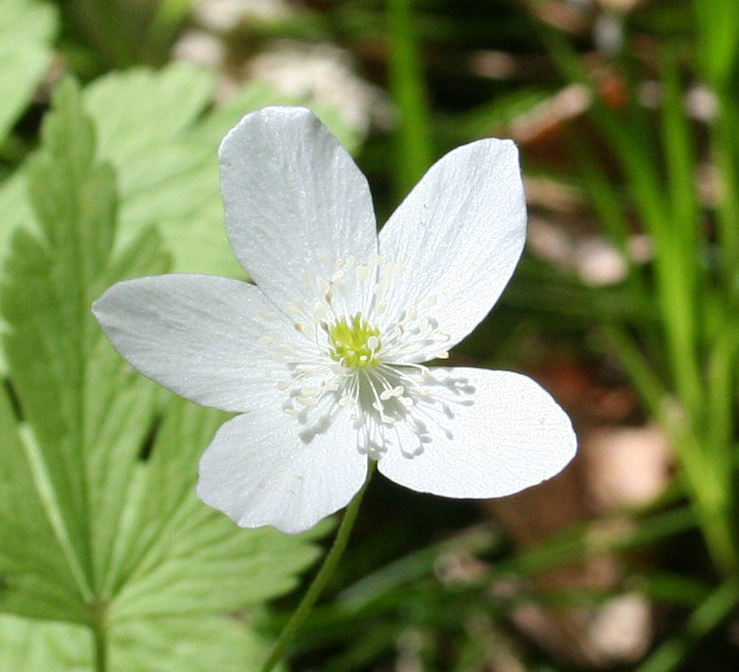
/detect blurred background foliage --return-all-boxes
[2,0,739,670]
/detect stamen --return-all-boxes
[256,255,462,462]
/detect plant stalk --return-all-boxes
[92,601,108,672]
[260,463,374,672]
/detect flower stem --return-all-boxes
[260,463,375,672]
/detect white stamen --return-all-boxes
[257,255,460,461]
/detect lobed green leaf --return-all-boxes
[0,77,324,666]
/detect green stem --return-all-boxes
[260,463,374,672]
[92,601,108,672]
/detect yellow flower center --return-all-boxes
[328,314,381,368]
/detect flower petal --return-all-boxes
[92,274,294,412]
[220,106,378,313]
[378,139,526,348]
[378,367,576,498]
[196,400,368,534]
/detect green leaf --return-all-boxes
[0,63,363,280]
[111,614,275,672]
[493,506,696,579]
[0,170,32,283]
[0,614,90,671]
[108,396,324,622]
[81,64,227,273]
[694,0,739,90]
[0,76,324,667]
[635,579,739,672]
[0,382,88,624]
[83,65,360,276]
[0,78,165,623]
[0,0,57,144]
[0,611,277,672]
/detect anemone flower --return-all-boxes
[93,107,576,534]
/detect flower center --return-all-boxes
[327,314,381,369]
[263,252,464,458]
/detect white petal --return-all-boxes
[378,367,576,498]
[378,139,526,348]
[220,106,377,313]
[196,397,368,534]
[92,274,295,412]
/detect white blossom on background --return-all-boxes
[93,107,576,534]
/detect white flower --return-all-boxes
[93,107,576,534]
